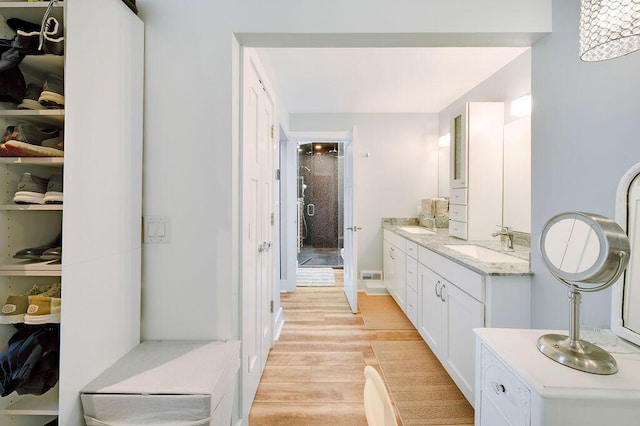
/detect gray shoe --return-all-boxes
[18,84,45,110]
[13,172,48,204]
[39,74,64,108]
[43,172,62,204]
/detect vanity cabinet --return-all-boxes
[417,245,530,406]
[475,328,640,426]
[449,102,504,241]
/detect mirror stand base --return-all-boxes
[537,333,618,375]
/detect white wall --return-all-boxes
[530,0,640,329]
[135,0,551,341]
[289,113,439,282]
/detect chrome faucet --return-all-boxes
[492,226,514,252]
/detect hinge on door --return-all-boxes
[270,125,274,139]
[271,212,274,226]
[270,300,274,313]
[276,169,280,180]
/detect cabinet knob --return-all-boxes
[492,382,506,394]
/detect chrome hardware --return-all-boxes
[346,226,363,232]
[492,225,515,251]
[307,203,315,217]
[435,281,441,298]
[440,283,446,302]
[492,382,506,394]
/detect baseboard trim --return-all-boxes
[273,306,284,342]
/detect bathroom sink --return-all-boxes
[444,245,527,264]
[398,226,434,235]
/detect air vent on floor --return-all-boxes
[360,270,383,281]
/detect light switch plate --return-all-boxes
[144,216,171,243]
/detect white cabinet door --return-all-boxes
[418,263,445,357]
[394,248,407,310]
[383,240,395,295]
[445,283,484,405]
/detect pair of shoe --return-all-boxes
[13,172,62,204]
[0,121,63,157]
[9,16,63,56]
[0,283,61,325]
[18,75,64,110]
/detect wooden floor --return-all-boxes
[249,270,473,425]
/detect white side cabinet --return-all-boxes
[0,1,143,425]
[449,102,504,241]
[475,328,640,426]
[418,245,530,406]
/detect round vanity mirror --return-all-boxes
[538,211,630,375]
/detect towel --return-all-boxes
[421,199,434,217]
[434,198,449,216]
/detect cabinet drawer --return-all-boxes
[405,240,418,259]
[449,220,468,240]
[406,286,418,327]
[449,204,468,222]
[450,188,468,205]
[383,229,405,251]
[406,257,418,291]
[480,346,530,426]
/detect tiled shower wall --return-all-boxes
[299,148,341,248]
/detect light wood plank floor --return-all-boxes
[249,270,473,425]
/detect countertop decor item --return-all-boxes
[537,211,630,374]
[580,0,640,61]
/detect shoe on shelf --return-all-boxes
[13,234,61,260]
[0,283,60,324]
[24,295,61,324]
[13,172,48,204]
[18,84,45,110]
[39,74,64,108]
[41,17,64,56]
[1,121,63,157]
[43,172,62,204]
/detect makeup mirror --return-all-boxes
[538,211,630,374]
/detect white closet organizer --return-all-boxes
[0,1,144,425]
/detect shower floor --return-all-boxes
[298,247,343,269]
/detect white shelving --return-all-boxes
[0,1,66,425]
[3,386,59,416]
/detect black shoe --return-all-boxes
[13,234,61,261]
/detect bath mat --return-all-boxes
[296,268,336,287]
[371,340,474,425]
[359,294,414,330]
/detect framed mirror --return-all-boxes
[612,163,640,347]
[539,211,630,374]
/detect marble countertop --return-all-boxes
[383,218,532,276]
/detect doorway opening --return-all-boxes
[296,141,344,269]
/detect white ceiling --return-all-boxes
[265,47,528,114]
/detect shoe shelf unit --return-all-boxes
[0,1,144,426]
[0,1,65,425]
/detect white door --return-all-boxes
[343,128,358,313]
[445,282,484,404]
[241,49,275,418]
[418,264,445,355]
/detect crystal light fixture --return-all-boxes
[580,0,640,61]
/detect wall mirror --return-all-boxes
[539,211,630,374]
[612,162,640,347]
